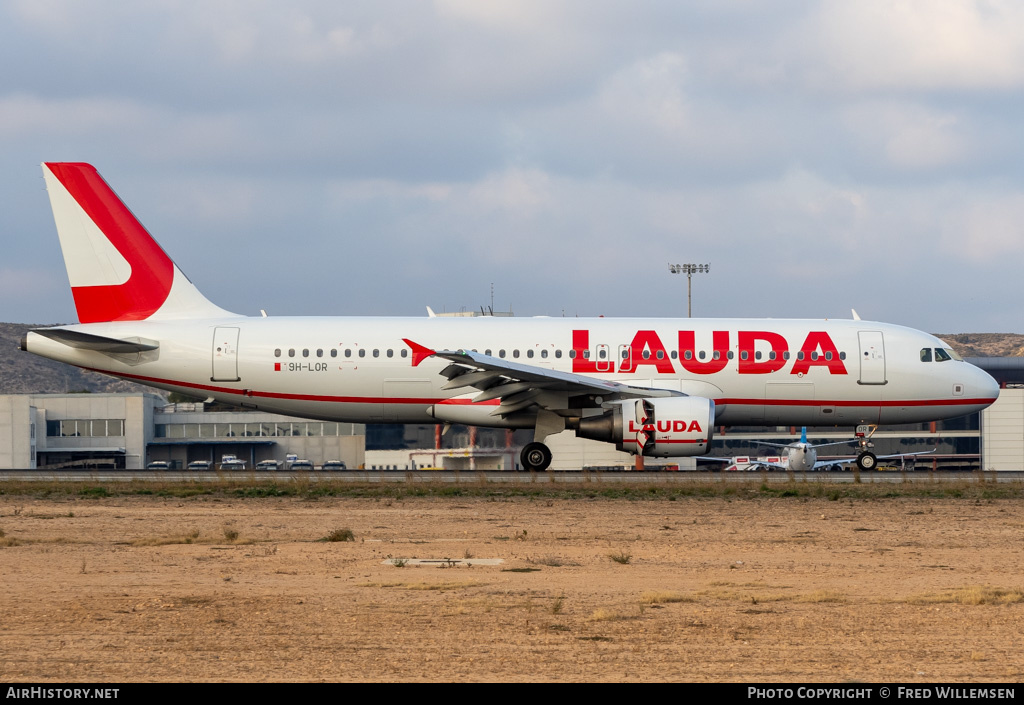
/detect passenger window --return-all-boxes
[783,351,791,360]
[599,349,607,359]
[274,348,281,358]
[499,349,506,358]
[825,351,832,361]
[684,350,692,360]
[672,350,679,359]
[373,349,380,358]
[555,350,562,358]
[345,349,351,358]
[768,351,776,360]
[359,349,366,358]
[289,349,295,357]
[740,351,748,361]
[839,352,846,360]
[621,349,629,359]
[527,350,534,358]
[811,352,818,361]
[755,351,762,360]
[387,349,393,358]
[541,350,548,358]
[485,349,492,356]
[656,350,664,359]
[797,352,804,360]
[727,351,734,360]
[583,350,590,359]
[642,350,650,359]
[513,350,520,358]
[569,350,576,359]
[316,349,323,357]
[713,351,720,360]
[331,349,337,357]
[302,349,309,357]
[401,349,408,358]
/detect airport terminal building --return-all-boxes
[0,393,365,470]
[1,379,1023,470]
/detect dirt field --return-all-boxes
[1,491,1022,682]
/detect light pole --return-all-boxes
[669,263,710,318]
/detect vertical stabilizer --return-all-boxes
[41,162,237,323]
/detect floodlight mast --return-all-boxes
[668,263,710,318]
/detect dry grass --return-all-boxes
[358,581,485,591]
[130,530,253,546]
[588,608,626,622]
[796,590,847,603]
[640,591,694,604]
[608,550,632,564]
[905,585,1024,605]
[320,528,355,542]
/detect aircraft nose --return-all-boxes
[968,364,1000,406]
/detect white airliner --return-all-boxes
[22,163,1000,471]
[701,428,934,472]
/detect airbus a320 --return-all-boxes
[22,163,1000,470]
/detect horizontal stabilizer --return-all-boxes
[32,328,159,353]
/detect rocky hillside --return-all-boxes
[2,322,1021,396]
[934,333,1024,358]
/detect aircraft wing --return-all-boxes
[423,345,682,418]
[812,449,936,470]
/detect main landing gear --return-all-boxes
[521,442,553,472]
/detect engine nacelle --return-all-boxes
[576,397,715,457]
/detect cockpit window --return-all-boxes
[920,348,932,362]
[945,348,963,361]
[934,348,952,362]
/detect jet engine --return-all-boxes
[576,397,715,456]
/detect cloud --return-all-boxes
[804,0,1024,92]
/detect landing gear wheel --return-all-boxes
[521,442,553,472]
[856,452,877,471]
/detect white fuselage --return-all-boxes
[24,315,999,429]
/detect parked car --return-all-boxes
[146,460,171,470]
[321,460,347,471]
[255,459,283,471]
[187,460,211,470]
[220,460,246,471]
[289,459,315,472]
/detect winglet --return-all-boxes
[403,338,436,367]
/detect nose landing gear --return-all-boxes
[855,424,878,471]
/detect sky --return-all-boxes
[2,0,1023,333]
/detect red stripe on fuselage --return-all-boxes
[81,368,995,410]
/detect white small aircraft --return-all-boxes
[702,428,934,472]
[21,163,1000,470]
